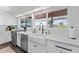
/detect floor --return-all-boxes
[0,42,25,53]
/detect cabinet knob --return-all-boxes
[60,51,63,53]
[34,45,37,47]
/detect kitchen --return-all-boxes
[0,6,79,53]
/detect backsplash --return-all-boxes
[0,25,17,33]
[50,28,69,37]
[75,26,79,39]
[0,26,7,33]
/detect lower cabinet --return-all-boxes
[47,40,79,53]
[0,31,11,44]
[47,48,60,53]
[17,33,79,53]
[28,40,47,53]
[47,47,71,53]
[17,33,21,47]
[28,37,79,53]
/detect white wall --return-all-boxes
[0,11,17,25]
[0,26,7,33]
[68,7,79,39]
[50,7,79,38]
[17,7,79,39]
[0,11,17,44]
[68,7,79,27]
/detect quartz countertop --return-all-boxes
[46,35,79,47]
[17,31,79,47]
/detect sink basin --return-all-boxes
[31,33,46,37]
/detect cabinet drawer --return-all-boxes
[47,47,60,53]
[28,36,46,46]
[47,40,79,53]
[28,40,47,53]
[48,49,71,53]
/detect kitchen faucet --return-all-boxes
[41,23,44,34]
[39,23,44,34]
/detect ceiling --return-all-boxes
[9,6,39,16]
[0,6,39,16]
[0,6,68,17]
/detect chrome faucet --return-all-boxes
[39,23,44,34]
[41,23,44,34]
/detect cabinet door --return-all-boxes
[21,34,28,52]
[0,32,11,44]
[17,33,21,47]
[28,35,46,45]
[28,40,47,53]
[47,47,60,53]
[47,40,72,53]
[47,46,71,53]
[47,50,59,53]
[47,40,79,53]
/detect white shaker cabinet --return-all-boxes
[17,32,79,53]
[0,31,11,44]
[47,40,61,53]
[28,36,47,53]
[47,40,79,53]
[47,47,60,53]
[28,40,47,53]
[17,33,21,47]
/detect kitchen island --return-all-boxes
[17,31,79,53]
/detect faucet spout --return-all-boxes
[41,23,44,34]
[39,23,44,34]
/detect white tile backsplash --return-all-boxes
[75,26,79,39]
[50,28,69,37]
[0,26,7,33]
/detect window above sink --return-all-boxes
[47,16,69,29]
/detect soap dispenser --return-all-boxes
[69,26,76,39]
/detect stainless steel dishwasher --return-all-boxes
[20,34,28,52]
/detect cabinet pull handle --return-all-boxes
[60,51,63,53]
[34,45,37,47]
[55,45,72,51]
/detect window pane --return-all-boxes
[34,20,47,27]
[53,18,68,28]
